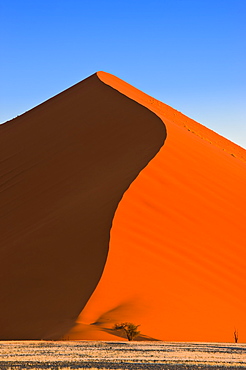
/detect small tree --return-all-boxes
[114,322,140,341]
[234,330,239,343]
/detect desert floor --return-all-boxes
[0,341,246,369]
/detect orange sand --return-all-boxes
[0,74,164,339]
[67,72,246,343]
[1,71,245,342]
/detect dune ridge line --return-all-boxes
[67,72,246,343]
[0,73,166,339]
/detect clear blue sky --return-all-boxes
[1,0,245,148]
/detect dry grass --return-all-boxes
[1,341,246,369]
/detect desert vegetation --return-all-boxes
[0,341,245,369]
[234,329,239,343]
[113,322,140,341]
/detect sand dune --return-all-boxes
[1,71,245,342]
[0,73,165,339]
[68,72,246,343]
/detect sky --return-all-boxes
[1,0,245,148]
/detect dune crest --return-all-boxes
[0,73,165,339]
[1,71,245,342]
[67,72,246,343]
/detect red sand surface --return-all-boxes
[0,74,164,339]
[1,71,245,342]
[68,72,246,343]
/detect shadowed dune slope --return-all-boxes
[0,73,166,339]
[67,72,246,343]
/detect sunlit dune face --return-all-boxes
[69,72,246,343]
[1,69,245,342]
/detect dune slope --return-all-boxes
[67,72,246,343]
[0,73,165,339]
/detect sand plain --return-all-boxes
[0,340,246,369]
